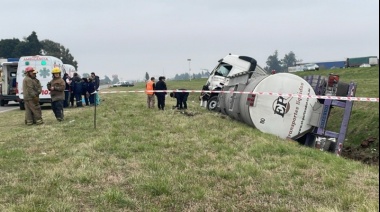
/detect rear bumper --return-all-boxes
[39,98,52,103]
[0,95,20,102]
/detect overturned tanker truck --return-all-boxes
[200,54,357,155]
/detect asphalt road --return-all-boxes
[0,101,19,113]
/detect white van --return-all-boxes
[62,64,77,77]
[16,55,63,110]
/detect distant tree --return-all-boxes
[145,72,149,81]
[112,74,119,84]
[82,73,90,78]
[104,75,111,84]
[0,32,78,70]
[0,38,21,58]
[40,39,78,70]
[281,51,297,72]
[265,50,282,73]
[12,31,42,57]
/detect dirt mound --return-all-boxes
[341,137,379,166]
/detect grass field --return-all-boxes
[0,67,378,211]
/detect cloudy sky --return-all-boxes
[1,0,378,81]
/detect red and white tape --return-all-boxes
[98,90,379,102]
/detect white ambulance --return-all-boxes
[62,64,77,77]
[16,55,63,110]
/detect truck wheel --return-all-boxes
[19,102,25,110]
[207,96,219,111]
[0,100,5,106]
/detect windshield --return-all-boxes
[212,63,232,77]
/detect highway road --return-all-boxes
[0,101,19,113]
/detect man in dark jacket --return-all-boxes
[170,89,189,109]
[91,72,100,90]
[155,76,167,110]
[71,73,83,107]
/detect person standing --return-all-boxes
[47,67,66,121]
[87,77,96,105]
[70,73,83,107]
[145,77,155,108]
[91,72,100,105]
[91,72,100,90]
[22,67,43,125]
[82,78,89,106]
[62,73,70,108]
[155,76,167,110]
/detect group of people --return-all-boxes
[145,76,189,110]
[62,72,100,108]
[22,66,99,125]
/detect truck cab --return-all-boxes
[200,54,267,110]
[0,60,20,106]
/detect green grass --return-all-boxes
[0,67,378,211]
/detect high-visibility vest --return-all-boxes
[146,80,154,95]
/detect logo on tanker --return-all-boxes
[273,96,291,117]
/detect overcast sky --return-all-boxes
[1,0,379,81]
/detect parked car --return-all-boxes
[303,63,319,71]
[112,82,122,87]
[120,81,134,87]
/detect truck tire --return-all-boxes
[0,99,5,106]
[207,96,220,111]
[19,101,25,110]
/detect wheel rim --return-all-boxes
[209,100,217,110]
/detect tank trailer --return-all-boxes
[200,54,356,155]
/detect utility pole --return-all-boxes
[187,59,191,81]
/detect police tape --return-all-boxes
[97,90,380,102]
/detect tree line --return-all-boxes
[0,31,78,69]
[1,32,301,84]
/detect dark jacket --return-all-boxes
[82,78,89,94]
[87,81,96,94]
[94,75,100,90]
[175,89,189,100]
[155,80,167,96]
[63,75,70,91]
[71,76,83,94]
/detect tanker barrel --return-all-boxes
[220,73,318,139]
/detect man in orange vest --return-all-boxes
[146,77,156,108]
